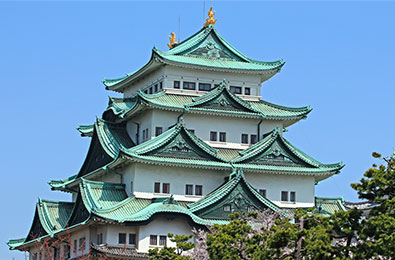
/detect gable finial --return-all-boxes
[204,6,217,27]
[167,32,179,49]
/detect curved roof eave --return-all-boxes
[103,50,163,92]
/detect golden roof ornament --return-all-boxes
[204,6,217,27]
[167,32,178,49]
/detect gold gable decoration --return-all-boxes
[167,32,178,49]
[204,6,217,27]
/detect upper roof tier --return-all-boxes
[103,81,311,126]
[103,25,285,93]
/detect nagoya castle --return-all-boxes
[8,8,345,260]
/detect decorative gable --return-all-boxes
[129,119,225,163]
[232,129,316,168]
[186,81,259,113]
[190,169,281,220]
[187,33,242,61]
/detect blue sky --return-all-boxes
[1,1,394,259]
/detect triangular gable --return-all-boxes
[189,169,281,219]
[186,81,260,114]
[232,128,319,168]
[128,119,225,162]
[168,25,250,62]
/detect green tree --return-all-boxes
[350,152,395,259]
[148,233,194,260]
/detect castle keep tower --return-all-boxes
[8,9,344,260]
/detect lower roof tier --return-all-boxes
[9,172,347,251]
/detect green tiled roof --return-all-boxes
[314,197,347,216]
[230,128,344,180]
[77,124,94,137]
[188,169,281,214]
[103,85,311,123]
[37,199,74,233]
[50,120,343,192]
[79,179,227,226]
[104,25,284,91]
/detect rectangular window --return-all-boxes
[290,191,296,202]
[149,87,153,94]
[159,235,167,246]
[210,131,217,141]
[155,127,163,136]
[219,132,226,142]
[144,89,148,94]
[130,181,134,194]
[195,185,203,196]
[244,87,251,95]
[163,183,170,194]
[250,134,257,144]
[185,184,193,195]
[53,247,58,259]
[174,80,180,89]
[63,245,71,259]
[150,235,158,246]
[129,234,137,245]
[241,134,248,144]
[259,189,266,198]
[154,84,158,93]
[183,81,196,90]
[230,86,242,94]
[199,83,211,91]
[119,233,126,244]
[159,81,163,89]
[154,182,161,193]
[97,233,103,244]
[281,191,288,202]
[73,240,77,251]
[79,237,85,250]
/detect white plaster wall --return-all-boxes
[126,109,283,145]
[124,68,165,98]
[164,66,262,96]
[121,164,136,196]
[122,65,264,97]
[245,172,315,208]
[130,164,228,196]
[137,217,192,253]
[126,110,154,144]
[106,225,139,246]
[69,228,90,258]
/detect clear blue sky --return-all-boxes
[1,1,394,259]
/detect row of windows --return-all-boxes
[118,233,137,245]
[153,182,203,196]
[154,182,170,194]
[186,184,203,196]
[281,191,296,202]
[209,131,227,142]
[241,134,258,144]
[143,81,163,94]
[145,127,260,145]
[173,80,251,95]
[150,235,167,246]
